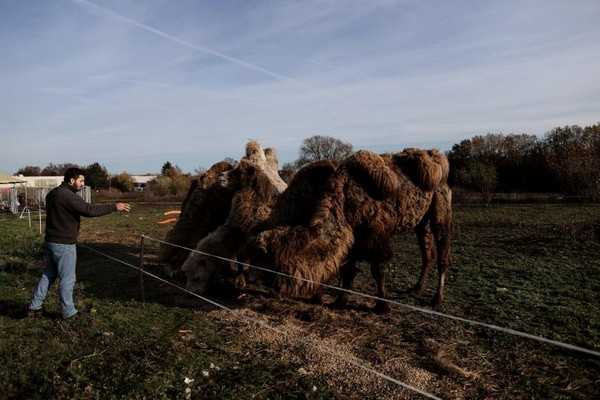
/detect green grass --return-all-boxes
[0,215,44,270]
[1,203,600,399]
[0,210,332,399]
[382,203,600,399]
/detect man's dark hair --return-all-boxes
[64,167,86,183]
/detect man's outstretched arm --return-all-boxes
[65,192,130,217]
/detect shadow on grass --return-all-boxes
[77,242,245,312]
[0,299,28,320]
[0,298,64,320]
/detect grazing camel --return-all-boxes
[246,149,452,311]
[179,141,288,293]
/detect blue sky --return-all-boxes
[1,0,599,173]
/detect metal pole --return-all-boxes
[38,191,42,235]
[139,236,145,305]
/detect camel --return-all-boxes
[162,143,452,312]
[159,141,287,274]
[179,141,288,293]
[244,149,452,311]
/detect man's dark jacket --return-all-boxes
[45,183,116,244]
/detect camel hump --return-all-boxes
[209,160,236,173]
[271,160,338,226]
[197,160,235,188]
[343,150,400,199]
[393,148,449,191]
[292,159,337,184]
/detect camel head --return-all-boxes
[181,252,215,294]
[237,231,278,289]
[181,245,247,294]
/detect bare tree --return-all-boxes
[41,163,80,176]
[15,166,41,176]
[297,135,353,167]
[544,124,600,196]
[279,162,297,183]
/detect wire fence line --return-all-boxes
[142,234,600,358]
[79,242,442,400]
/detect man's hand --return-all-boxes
[116,202,131,212]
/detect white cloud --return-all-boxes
[1,0,599,173]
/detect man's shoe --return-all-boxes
[63,311,79,320]
[64,310,90,321]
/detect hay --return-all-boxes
[209,308,441,400]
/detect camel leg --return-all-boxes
[413,221,436,295]
[370,263,391,314]
[334,261,358,307]
[431,221,451,307]
[309,288,325,304]
[232,260,247,290]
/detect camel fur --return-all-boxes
[159,160,236,270]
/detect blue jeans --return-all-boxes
[30,242,78,318]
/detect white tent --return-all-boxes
[0,172,25,185]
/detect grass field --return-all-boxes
[1,203,599,399]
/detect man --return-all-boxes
[29,167,131,319]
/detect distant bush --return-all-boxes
[85,162,110,189]
[169,174,191,195]
[110,172,135,192]
[147,176,171,196]
[448,123,600,197]
[147,174,191,197]
[459,161,497,203]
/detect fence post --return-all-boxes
[139,236,146,305]
[38,190,42,235]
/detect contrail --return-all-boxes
[71,0,302,85]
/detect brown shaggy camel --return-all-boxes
[158,160,236,271]
[245,148,452,310]
[179,141,288,293]
[160,141,286,274]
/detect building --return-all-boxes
[9,175,64,188]
[0,173,26,189]
[130,175,158,191]
[0,173,90,214]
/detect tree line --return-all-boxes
[14,161,191,196]
[14,122,600,199]
[16,162,116,190]
[447,123,600,199]
[283,125,600,199]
